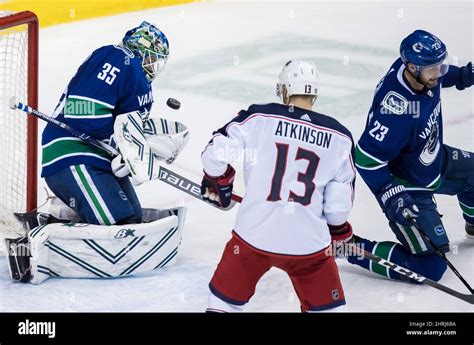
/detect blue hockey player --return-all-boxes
[40,22,187,226]
[5,22,192,283]
[349,30,473,282]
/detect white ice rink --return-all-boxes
[1,0,473,312]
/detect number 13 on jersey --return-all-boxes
[267,143,320,206]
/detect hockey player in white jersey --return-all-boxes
[201,60,356,312]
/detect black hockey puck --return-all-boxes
[167,98,181,110]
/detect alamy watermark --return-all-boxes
[216,147,258,166]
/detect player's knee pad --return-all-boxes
[408,253,447,282]
[349,237,447,282]
[387,242,447,282]
[206,291,245,313]
[22,206,186,284]
[388,195,449,255]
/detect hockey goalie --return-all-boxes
[4,21,189,284]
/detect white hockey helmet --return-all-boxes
[276,60,319,103]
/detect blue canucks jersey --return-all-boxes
[356,58,472,194]
[41,45,153,177]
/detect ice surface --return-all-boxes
[1,0,472,312]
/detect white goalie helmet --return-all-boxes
[276,60,319,103]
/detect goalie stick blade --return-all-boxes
[157,166,237,211]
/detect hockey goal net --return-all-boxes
[0,11,38,218]
[0,11,38,240]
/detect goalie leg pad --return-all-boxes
[27,206,186,284]
[45,164,142,225]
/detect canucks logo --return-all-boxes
[381,91,408,115]
[419,122,440,166]
[434,225,445,236]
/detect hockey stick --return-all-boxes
[402,208,474,293]
[10,97,120,156]
[9,97,241,211]
[225,194,474,304]
[156,166,242,211]
[349,243,474,304]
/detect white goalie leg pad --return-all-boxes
[28,206,186,284]
[206,292,245,313]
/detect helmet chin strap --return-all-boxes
[407,67,429,88]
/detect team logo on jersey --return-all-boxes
[381,91,408,115]
[138,91,154,107]
[434,225,445,236]
[331,289,340,300]
[419,122,440,166]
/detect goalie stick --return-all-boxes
[9,97,240,211]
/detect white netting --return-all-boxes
[0,11,29,214]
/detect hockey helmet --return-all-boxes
[276,60,319,104]
[123,21,170,82]
[400,30,449,78]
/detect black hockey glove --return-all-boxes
[377,183,419,226]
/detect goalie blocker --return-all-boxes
[6,206,186,284]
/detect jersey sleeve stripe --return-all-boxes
[64,97,113,117]
[42,138,110,166]
[68,95,114,109]
[64,114,112,119]
[459,201,474,217]
[355,144,388,170]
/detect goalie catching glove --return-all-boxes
[112,111,189,185]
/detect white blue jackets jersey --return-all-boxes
[356,58,473,194]
[202,103,355,256]
[41,45,153,177]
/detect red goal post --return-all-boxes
[0,11,38,212]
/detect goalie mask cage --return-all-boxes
[0,11,38,213]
